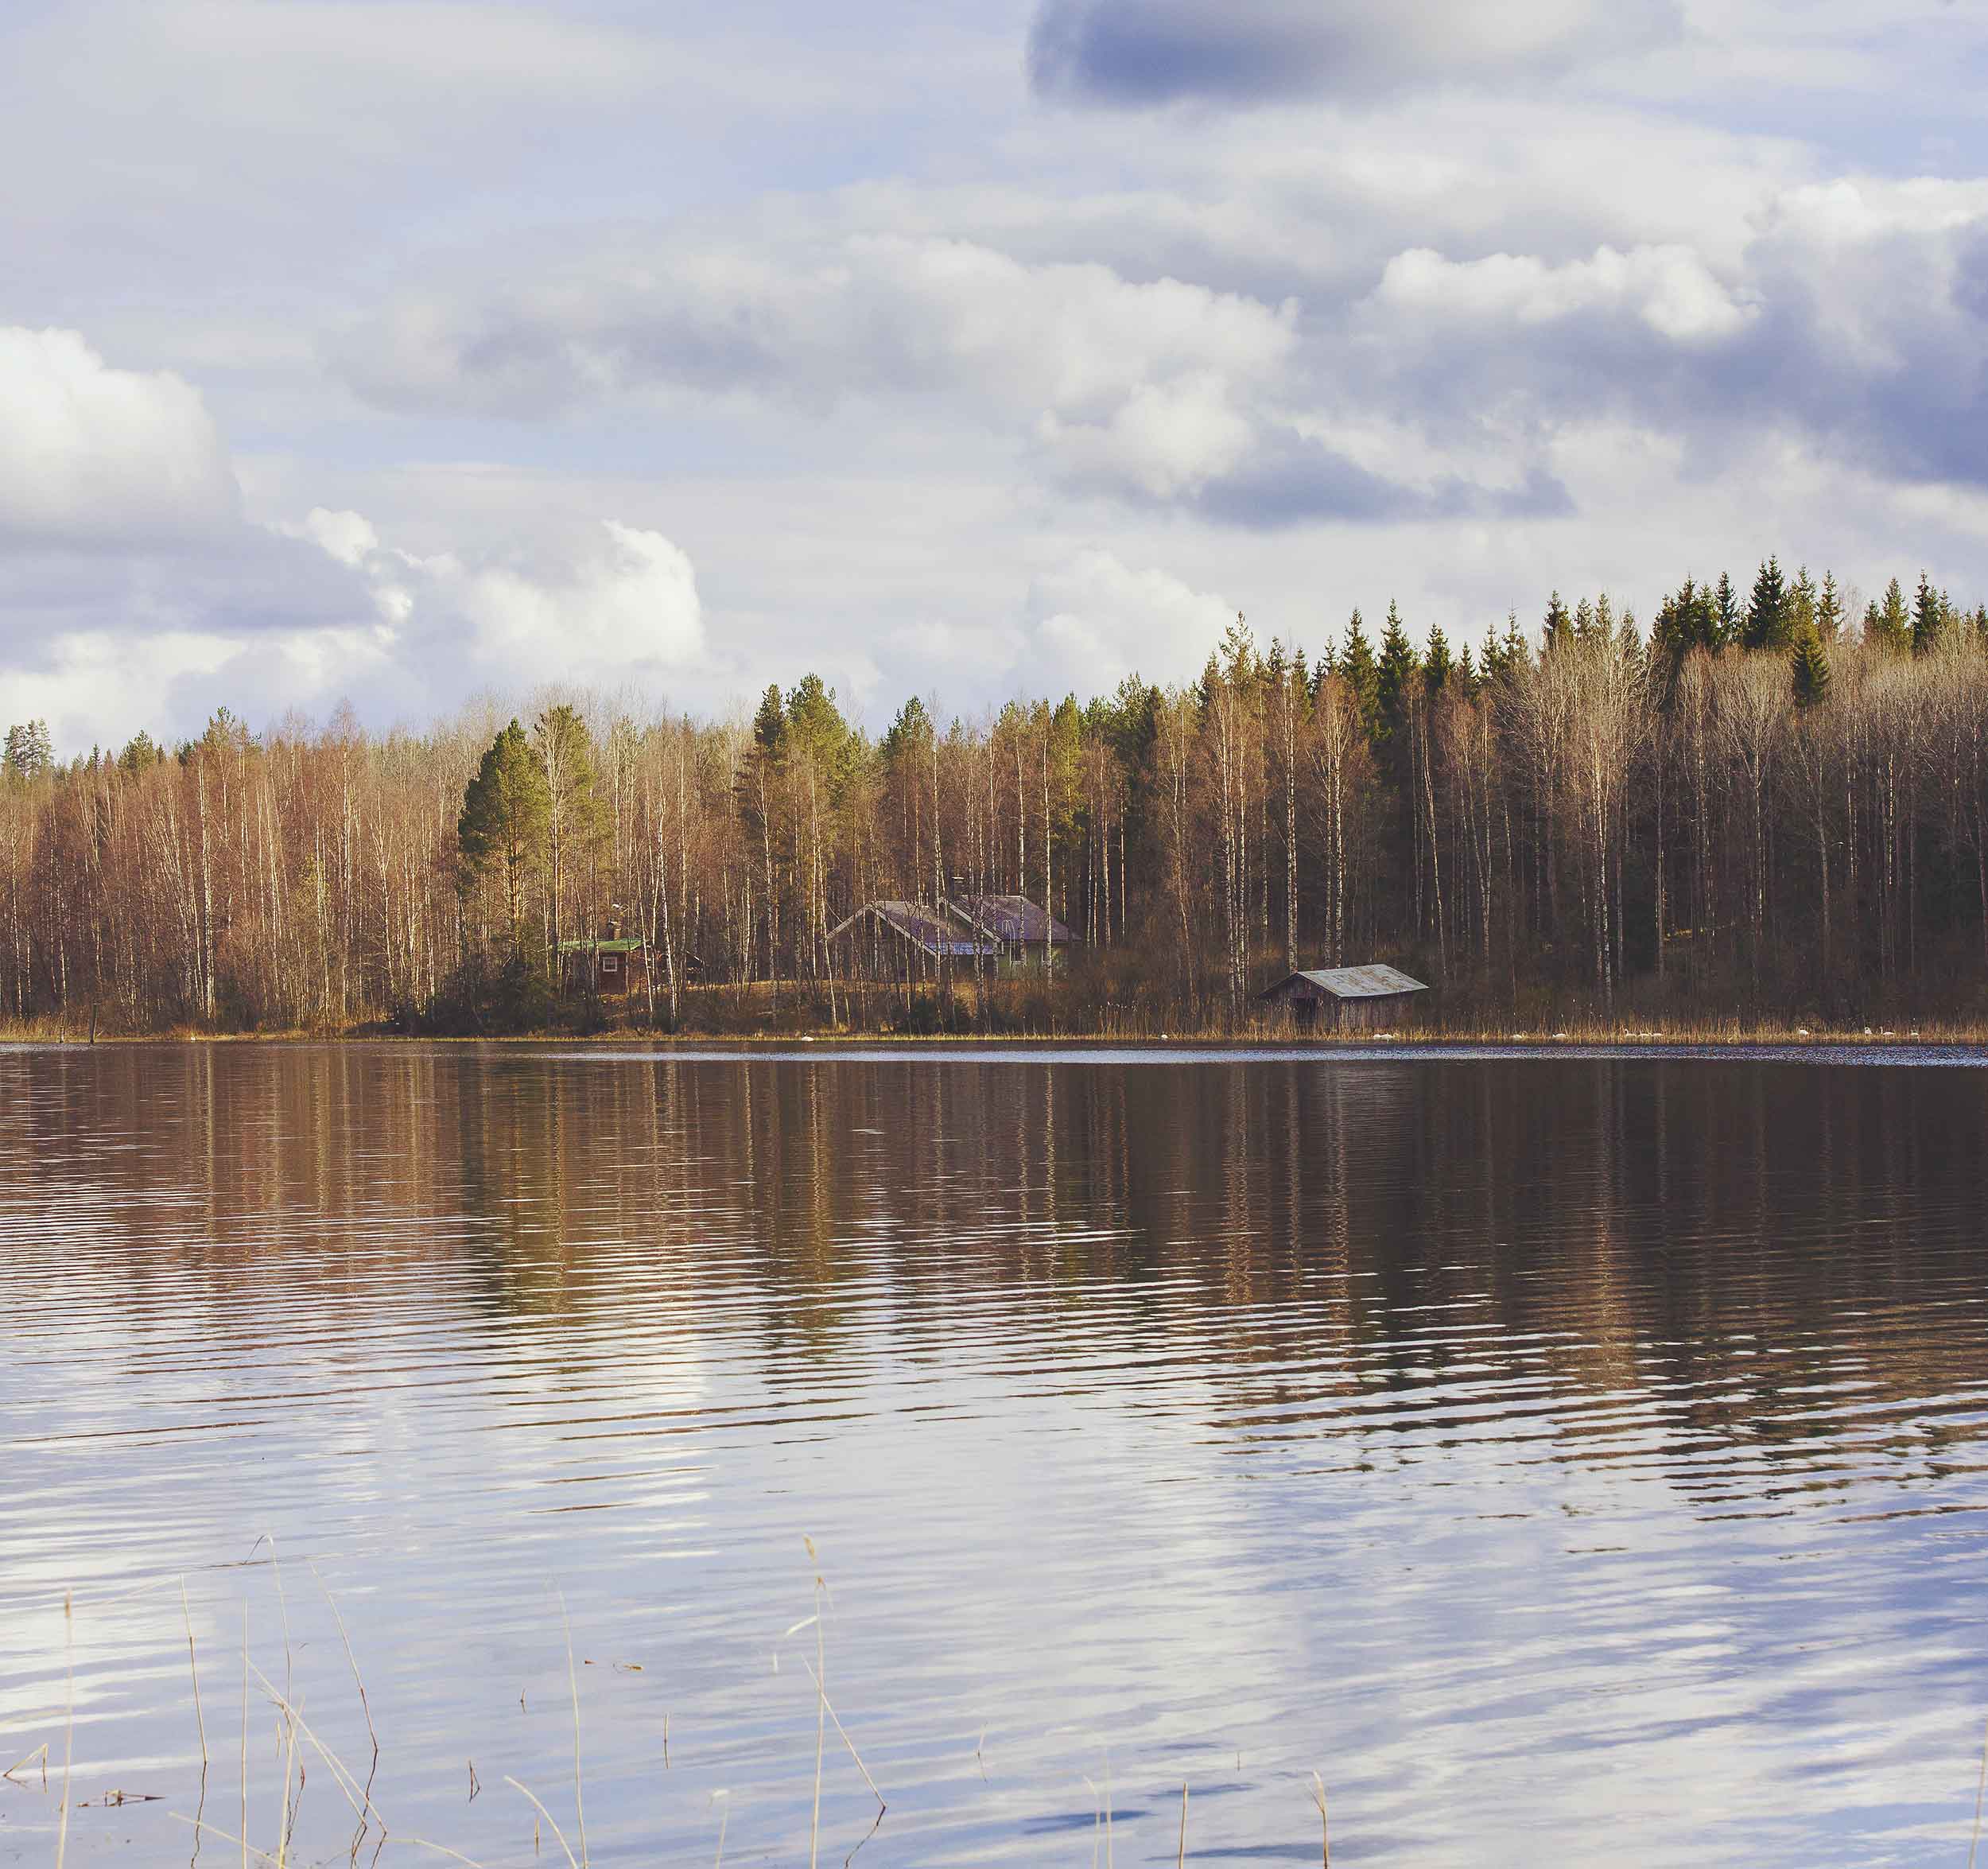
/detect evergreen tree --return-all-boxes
[1617,604,1644,667]
[752,684,787,756]
[2,720,53,783]
[457,721,551,943]
[1339,609,1380,737]
[117,732,162,776]
[1817,570,1845,639]
[1502,610,1531,678]
[1455,643,1479,698]
[1912,571,1945,655]
[1743,555,1790,651]
[1423,624,1453,697]
[786,674,856,795]
[1713,572,1741,648]
[1869,577,1911,651]
[1542,590,1573,651]
[1573,596,1596,643]
[1791,627,1831,709]
[1788,565,1818,640]
[531,704,612,958]
[1376,600,1419,738]
[880,695,934,764]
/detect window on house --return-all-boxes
[602,953,620,976]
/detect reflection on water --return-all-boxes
[2,1043,1987,1867]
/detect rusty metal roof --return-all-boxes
[1259,965,1429,1001]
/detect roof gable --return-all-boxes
[1261,964,1428,1000]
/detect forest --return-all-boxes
[6,557,1988,1037]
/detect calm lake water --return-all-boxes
[4,1044,1988,1867]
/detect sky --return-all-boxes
[5,0,1988,752]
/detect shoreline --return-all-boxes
[6,1027,1988,1062]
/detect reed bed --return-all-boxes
[0,1544,1334,1868]
[14,1550,1986,1866]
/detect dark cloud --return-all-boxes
[1027,0,1682,107]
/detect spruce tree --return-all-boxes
[1543,590,1573,651]
[1423,624,1453,697]
[1376,600,1419,738]
[1817,570,1845,639]
[1912,572,1944,655]
[1789,565,1818,639]
[1791,628,1831,709]
[1340,609,1380,737]
[1713,572,1741,648]
[1744,556,1790,651]
[1869,577,1911,651]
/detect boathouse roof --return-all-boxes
[1257,965,1429,1001]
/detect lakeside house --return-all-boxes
[1258,964,1429,1031]
[945,893,1077,969]
[827,901,1000,981]
[557,917,653,998]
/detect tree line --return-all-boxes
[6,556,1988,1033]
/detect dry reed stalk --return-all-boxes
[248,1537,293,1709]
[554,1587,588,1869]
[245,1664,380,1836]
[799,1661,886,1813]
[803,1537,826,1869]
[307,1563,379,1766]
[56,1591,72,1869]
[504,1777,580,1869]
[181,1576,209,1772]
[169,1812,279,1867]
[273,1707,297,1869]
[239,1607,249,1869]
[1178,1782,1186,1868]
[709,1790,729,1868]
[1310,1772,1329,1867]
[1970,1716,1988,1869]
[1081,1775,1100,1869]
[1,1743,48,1785]
[1104,1758,1112,1869]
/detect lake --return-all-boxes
[4,1043,1988,1867]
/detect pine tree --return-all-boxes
[457,721,551,944]
[1817,570,1845,639]
[1744,556,1790,651]
[2,720,52,783]
[1791,627,1831,709]
[752,684,787,756]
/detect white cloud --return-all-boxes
[1373,244,1757,344]
[1025,547,1236,694]
[339,233,1301,503]
[282,508,707,695]
[0,326,239,542]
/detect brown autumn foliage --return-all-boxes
[4,590,1988,1036]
